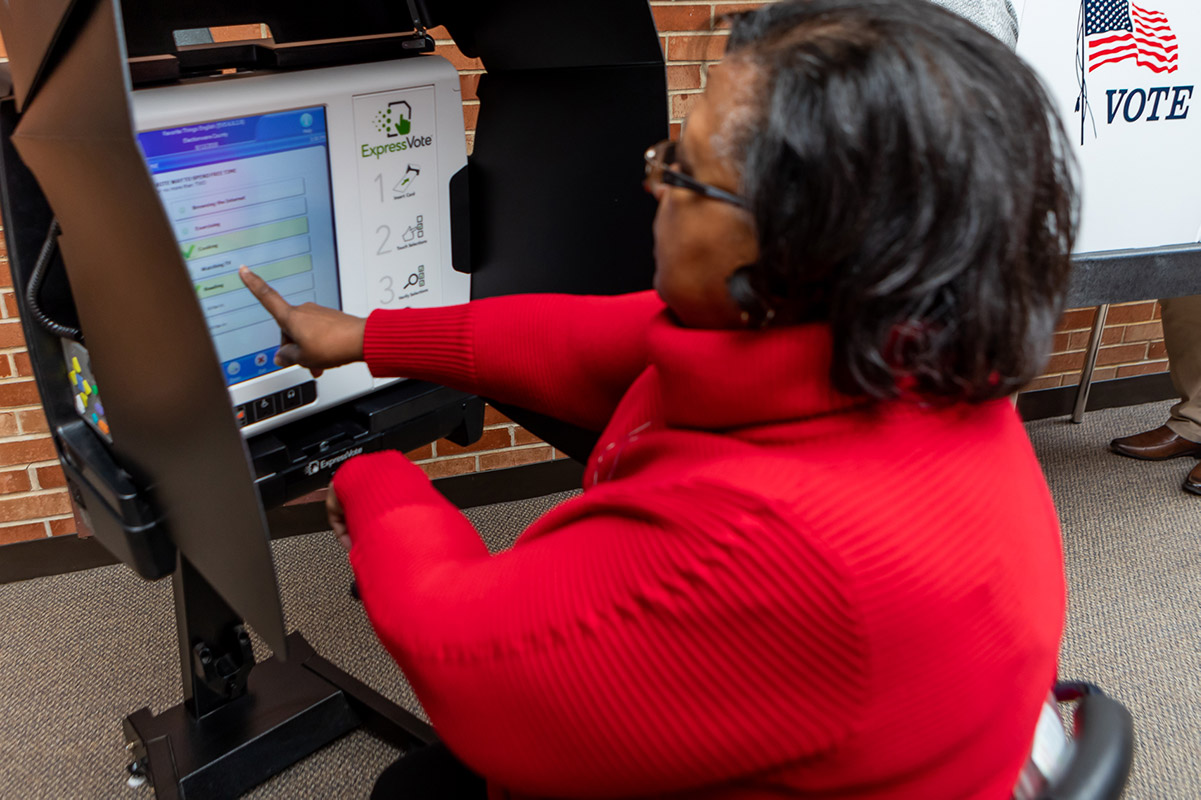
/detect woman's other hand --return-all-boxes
[239,266,366,378]
[326,485,352,553]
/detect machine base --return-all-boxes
[123,632,435,800]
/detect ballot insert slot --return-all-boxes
[247,379,483,508]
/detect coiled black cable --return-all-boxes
[25,218,83,343]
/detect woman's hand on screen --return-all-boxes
[239,266,366,378]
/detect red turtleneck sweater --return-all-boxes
[333,291,1065,800]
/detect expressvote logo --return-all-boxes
[362,99,433,159]
[1077,0,1193,138]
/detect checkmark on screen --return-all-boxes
[182,244,195,259]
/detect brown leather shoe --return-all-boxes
[1184,462,1201,495]
[1110,425,1201,460]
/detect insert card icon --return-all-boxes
[399,164,419,190]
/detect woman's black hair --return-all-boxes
[723,0,1077,402]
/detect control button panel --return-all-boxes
[235,381,317,428]
[63,340,112,443]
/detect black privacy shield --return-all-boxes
[7,0,287,657]
[0,0,77,111]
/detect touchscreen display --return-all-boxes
[137,106,340,386]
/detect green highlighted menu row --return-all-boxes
[183,217,310,261]
[195,256,313,299]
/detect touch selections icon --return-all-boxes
[374,101,413,138]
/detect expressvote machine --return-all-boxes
[131,58,470,435]
[0,0,665,796]
[69,56,473,465]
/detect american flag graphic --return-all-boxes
[1085,0,1178,73]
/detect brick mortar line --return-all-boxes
[1059,338,1160,347]
[1058,325,1161,332]
[1044,366,1167,377]
[0,516,69,530]
[1,461,58,472]
[418,454,478,469]
[1061,350,1165,357]
[0,487,67,501]
[1055,333,1158,340]
[1043,367,1167,377]
[0,433,55,443]
[415,442,551,464]
[1050,354,1164,362]
[433,441,549,457]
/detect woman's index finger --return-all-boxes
[239,266,292,321]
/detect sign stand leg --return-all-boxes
[1072,304,1110,423]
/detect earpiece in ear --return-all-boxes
[727,264,777,328]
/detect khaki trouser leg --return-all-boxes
[1160,294,1201,442]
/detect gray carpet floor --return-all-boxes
[1,401,1199,798]
[1030,401,1201,799]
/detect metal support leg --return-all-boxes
[1072,304,1110,423]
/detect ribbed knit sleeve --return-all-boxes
[364,291,664,431]
[334,451,865,797]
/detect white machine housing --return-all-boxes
[131,56,469,436]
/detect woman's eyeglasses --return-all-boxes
[643,140,748,209]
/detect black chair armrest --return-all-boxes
[1038,683,1134,800]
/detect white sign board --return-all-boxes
[1016,0,1201,253]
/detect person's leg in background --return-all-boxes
[1163,295,1201,440]
[1111,294,1201,492]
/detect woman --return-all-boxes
[241,1,1075,797]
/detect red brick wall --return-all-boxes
[0,228,76,545]
[0,7,1175,545]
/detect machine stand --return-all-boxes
[123,555,436,800]
[123,632,436,800]
[191,624,254,708]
